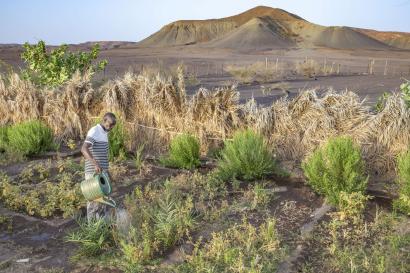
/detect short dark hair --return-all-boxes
[103,112,116,123]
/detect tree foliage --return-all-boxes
[21,40,107,87]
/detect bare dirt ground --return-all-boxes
[0,152,395,272]
[1,45,410,105]
[0,151,324,273]
[0,45,409,272]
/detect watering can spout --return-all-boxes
[95,196,117,208]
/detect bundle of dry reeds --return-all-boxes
[0,73,42,125]
[1,66,409,175]
[42,71,96,141]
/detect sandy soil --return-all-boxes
[1,45,410,105]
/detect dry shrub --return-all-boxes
[267,89,370,160]
[295,58,321,78]
[43,71,96,141]
[100,66,239,153]
[190,86,240,140]
[225,62,281,84]
[0,73,42,125]
[357,93,410,174]
[225,64,254,83]
[2,66,410,175]
[261,82,290,96]
[258,89,410,174]
[241,98,275,138]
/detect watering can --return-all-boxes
[80,171,116,207]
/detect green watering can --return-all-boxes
[80,171,116,207]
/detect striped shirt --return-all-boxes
[84,124,109,175]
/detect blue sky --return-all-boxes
[1,0,409,45]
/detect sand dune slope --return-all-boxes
[137,6,408,51]
[206,17,295,49]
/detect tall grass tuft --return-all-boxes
[133,142,145,174]
[119,180,195,269]
[225,61,282,84]
[217,129,276,181]
[0,126,8,152]
[302,136,368,206]
[65,218,114,260]
[108,118,127,161]
[7,120,55,156]
[160,133,200,169]
[393,151,410,215]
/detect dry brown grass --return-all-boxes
[1,67,410,174]
[225,61,283,84]
[261,82,290,96]
[295,58,321,78]
[43,71,96,141]
[0,73,42,125]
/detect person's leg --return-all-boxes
[84,173,109,223]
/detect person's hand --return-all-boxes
[94,162,102,174]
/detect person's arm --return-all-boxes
[81,141,102,173]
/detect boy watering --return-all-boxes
[81,112,116,222]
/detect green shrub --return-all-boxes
[120,180,195,269]
[179,218,285,272]
[160,133,200,169]
[0,126,9,152]
[7,120,55,156]
[302,210,410,273]
[338,191,370,222]
[302,136,368,206]
[247,182,275,210]
[133,142,145,173]
[0,165,83,218]
[393,151,410,215]
[108,119,127,161]
[401,80,410,108]
[217,129,276,181]
[21,40,107,87]
[375,92,391,113]
[66,218,114,260]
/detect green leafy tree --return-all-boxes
[21,40,108,87]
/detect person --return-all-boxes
[81,112,116,223]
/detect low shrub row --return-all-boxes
[1,120,55,156]
[162,130,410,215]
[0,159,84,218]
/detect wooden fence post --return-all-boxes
[384,60,388,76]
[369,59,375,75]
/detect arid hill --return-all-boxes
[138,6,409,50]
[353,28,410,49]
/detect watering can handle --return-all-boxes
[93,170,107,176]
[93,171,112,194]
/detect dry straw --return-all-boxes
[1,66,409,174]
